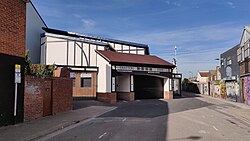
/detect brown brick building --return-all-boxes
[237,26,250,106]
[0,0,27,127]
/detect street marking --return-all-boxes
[213,126,218,131]
[122,118,127,122]
[198,130,207,134]
[181,116,209,126]
[35,107,116,141]
[98,132,107,139]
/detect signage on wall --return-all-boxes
[15,64,21,84]
[115,66,171,73]
[70,73,75,78]
[81,73,92,78]
[14,64,21,117]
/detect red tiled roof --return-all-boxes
[96,50,175,67]
[199,72,209,77]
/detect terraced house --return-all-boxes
[237,26,250,105]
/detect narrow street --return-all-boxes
[41,92,250,141]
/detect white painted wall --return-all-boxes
[164,78,171,92]
[197,73,209,83]
[40,36,46,64]
[26,2,47,63]
[116,75,130,92]
[97,54,111,93]
[44,35,106,66]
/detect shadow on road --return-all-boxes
[99,99,169,118]
[173,91,201,99]
[73,100,111,110]
[168,136,202,141]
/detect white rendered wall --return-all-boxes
[26,2,47,63]
[40,36,46,64]
[164,78,171,92]
[97,54,111,93]
[46,37,67,65]
[116,75,130,92]
[44,35,106,66]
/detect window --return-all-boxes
[169,79,173,91]
[242,47,245,60]
[130,75,134,92]
[237,48,242,62]
[112,77,116,92]
[81,78,92,88]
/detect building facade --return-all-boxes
[41,28,176,103]
[237,26,250,105]
[220,44,241,102]
[0,0,27,127]
[26,2,47,63]
[197,71,209,83]
[221,44,240,80]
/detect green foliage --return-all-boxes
[182,78,190,85]
[24,50,56,78]
[25,50,31,74]
[220,81,226,96]
[215,80,220,85]
[29,64,56,77]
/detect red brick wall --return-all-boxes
[0,0,26,57]
[240,63,245,75]
[117,92,134,101]
[52,78,73,115]
[24,76,44,121]
[24,76,73,121]
[97,93,117,104]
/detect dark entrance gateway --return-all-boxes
[96,50,176,101]
[134,75,163,99]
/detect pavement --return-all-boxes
[0,102,116,141]
[167,92,250,141]
[0,92,250,141]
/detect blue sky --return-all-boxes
[32,0,250,77]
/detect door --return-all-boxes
[43,80,52,116]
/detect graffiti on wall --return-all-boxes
[225,81,239,102]
[209,81,220,97]
[244,77,250,105]
[214,85,220,97]
[204,83,209,95]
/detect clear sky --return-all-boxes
[32,0,250,78]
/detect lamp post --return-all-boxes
[173,45,177,73]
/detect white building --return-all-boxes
[26,2,177,103]
[40,28,176,103]
[26,2,47,63]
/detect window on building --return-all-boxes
[81,78,92,88]
[242,47,245,60]
[237,48,242,62]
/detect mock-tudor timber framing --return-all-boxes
[41,27,176,103]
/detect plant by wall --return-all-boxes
[25,50,56,77]
[220,81,226,98]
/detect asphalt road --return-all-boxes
[45,92,250,141]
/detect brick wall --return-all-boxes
[24,76,73,121]
[0,0,26,57]
[24,76,44,121]
[52,78,73,115]
[117,92,135,101]
[240,63,245,75]
[97,93,117,104]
